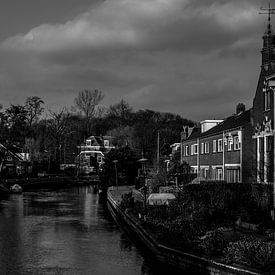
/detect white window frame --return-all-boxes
[217,139,223,152]
[185,145,188,156]
[234,136,240,150]
[228,136,233,151]
[201,142,204,154]
[217,168,223,180]
[97,156,103,163]
[194,144,198,155]
[104,140,110,147]
[213,140,216,153]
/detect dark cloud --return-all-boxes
[0,0,269,120]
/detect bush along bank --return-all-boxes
[117,183,275,273]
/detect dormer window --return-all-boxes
[104,140,109,147]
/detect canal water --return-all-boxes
[0,186,180,275]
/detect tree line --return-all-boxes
[0,90,195,174]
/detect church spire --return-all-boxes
[259,3,275,73]
[260,2,275,35]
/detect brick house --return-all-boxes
[76,136,115,175]
[181,110,254,183]
[0,143,31,177]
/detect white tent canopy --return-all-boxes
[147,193,176,206]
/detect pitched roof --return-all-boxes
[0,143,24,161]
[86,136,102,146]
[185,110,251,141]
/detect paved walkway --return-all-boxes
[108,185,144,204]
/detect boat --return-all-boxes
[10,184,23,194]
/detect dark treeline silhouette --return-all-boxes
[0,91,195,174]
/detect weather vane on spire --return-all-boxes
[259,2,275,34]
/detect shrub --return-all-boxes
[224,237,275,269]
[119,192,134,211]
[144,216,198,252]
[198,229,227,256]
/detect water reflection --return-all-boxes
[0,186,182,275]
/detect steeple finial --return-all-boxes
[259,2,275,35]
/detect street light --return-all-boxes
[138,157,148,214]
[112,160,118,190]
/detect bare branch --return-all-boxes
[74,89,104,119]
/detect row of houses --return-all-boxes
[0,135,114,178]
[177,19,275,184]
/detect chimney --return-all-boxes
[181,126,188,141]
[236,103,245,114]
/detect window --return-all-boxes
[228,136,233,151]
[201,167,210,179]
[194,144,198,155]
[190,144,198,155]
[226,169,240,183]
[217,139,223,152]
[217,168,223,180]
[104,140,109,147]
[213,167,223,180]
[213,140,216,153]
[192,167,198,174]
[205,142,209,154]
[185,146,188,156]
[201,142,204,154]
[86,140,91,146]
[97,156,103,163]
[234,136,240,150]
[265,89,271,110]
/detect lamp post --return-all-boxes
[138,157,148,214]
[113,160,118,190]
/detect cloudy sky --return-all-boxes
[0,0,271,120]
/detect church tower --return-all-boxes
[261,17,275,74]
[252,8,275,128]
[252,5,275,184]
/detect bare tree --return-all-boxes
[108,99,132,118]
[95,105,107,118]
[25,96,44,126]
[74,89,104,120]
[46,109,71,164]
[74,90,104,135]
